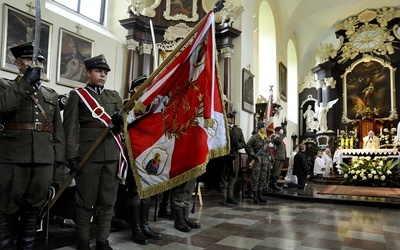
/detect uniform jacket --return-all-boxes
[245,133,271,163]
[228,124,246,154]
[63,87,122,162]
[271,133,286,160]
[0,77,65,164]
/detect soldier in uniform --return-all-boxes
[245,122,272,204]
[171,178,201,232]
[63,54,124,250]
[124,76,163,245]
[219,112,246,205]
[0,42,65,249]
[270,126,287,190]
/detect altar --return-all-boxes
[334,148,400,165]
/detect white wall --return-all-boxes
[0,0,129,97]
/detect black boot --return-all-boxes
[140,200,163,240]
[0,214,15,249]
[221,196,227,205]
[16,212,38,250]
[158,201,171,218]
[130,205,148,245]
[95,239,113,250]
[77,240,90,250]
[183,206,201,229]
[168,203,176,220]
[158,190,171,218]
[253,191,259,204]
[173,206,191,232]
[258,190,267,203]
[247,185,254,198]
[271,177,282,190]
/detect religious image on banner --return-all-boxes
[124,11,230,198]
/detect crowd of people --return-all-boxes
[0,42,336,250]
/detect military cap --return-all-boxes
[257,122,266,129]
[129,75,148,93]
[10,41,45,61]
[226,113,234,118]
[84,54,111,71]
[274,126,282,131]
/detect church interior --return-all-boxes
[2,0,400,249]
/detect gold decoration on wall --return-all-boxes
[335,7,400,64]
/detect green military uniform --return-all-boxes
[245,122,272,203]
[0,75,65,248]
[219,114,246,205]
[63,86,122,243]
[270,126,287,190]
[63,55,123,249]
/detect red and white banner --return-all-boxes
[125,12,229,198]
[264,90,274,137]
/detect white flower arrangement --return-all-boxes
[340,156,399,186]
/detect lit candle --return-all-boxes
[350,137,353,148]
[341,138,344,147]
[345,138,349,147]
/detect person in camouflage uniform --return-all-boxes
[245,122,273,204]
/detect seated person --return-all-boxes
[363,130,380,149]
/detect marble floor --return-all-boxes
[40,182,400,250]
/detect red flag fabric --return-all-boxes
[124,12,229,198]
[264,91,274,137]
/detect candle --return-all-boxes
[345,138,349,147]
[355,128,357,138]
[341,138,344,147]
[350,137,353,148]
[337,129,339,138]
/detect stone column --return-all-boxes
[125,39,139,99]
[220,47,234,112]
[138,43,153,77]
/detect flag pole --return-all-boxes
[122,13,211,112]
[47,12,212,212]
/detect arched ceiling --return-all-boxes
[272,0,400,75]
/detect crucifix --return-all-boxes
[75,24,82,34]
[26,2,35,14]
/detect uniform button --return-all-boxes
[36,119,39,121]
[34,92,37,95]
[35,105,38,108]
[36,112,39,115]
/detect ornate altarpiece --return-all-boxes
[298,7,400,152]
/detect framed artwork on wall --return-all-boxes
[163,0,199,22]
[279,62,287,101]
[242,68,255,113]
[56,28,94,88]
[1,4,53,81]
[342,56,396,123]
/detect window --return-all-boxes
[53,0,106,24]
